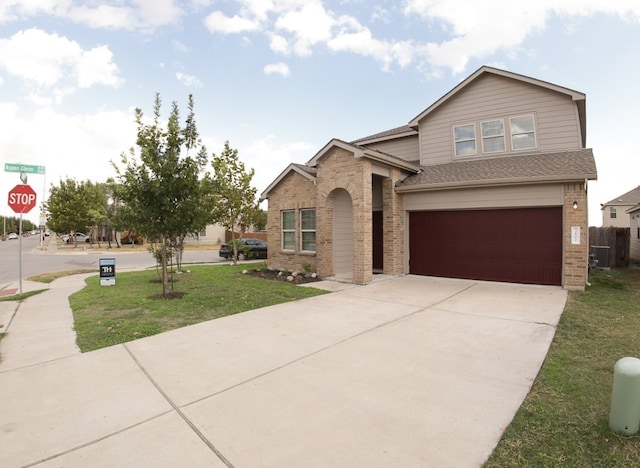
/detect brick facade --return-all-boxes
[265,171,317,273]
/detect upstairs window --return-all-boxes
[610,207,617,219]
[300,209,316,252]
[481,119,505,153]
[281,210,295,250]
[510,115,536,150]
[454,124,477,156]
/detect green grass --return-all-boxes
[484,268,640,467]
[28,269,96,283]
[0,289,47,302]
[70,264,328,352]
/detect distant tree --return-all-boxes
[46,179,106,246]
[112,94,214,297]
[210,141,261,264]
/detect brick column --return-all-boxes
[563,182,588,290]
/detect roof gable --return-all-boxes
[261,163,316,199]
[602,186,640,207]
[306,138,420,173]
[407,66,587,147]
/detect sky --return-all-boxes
[1,0,639,226]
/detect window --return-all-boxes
[510,115,536,150]
[301,209,316,251]
[481,119,505,153]
[281,210,295,250]
[610,207,617,219]
[454,124,477,156]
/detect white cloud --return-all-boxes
[1,0,183,31]
[264,62,290,77]
[0,28,123,96]
[269,34,290,54]
[204,11,259,33]
[403,0,640,74]
[275,3,335,56]
[0,104,137,208]
[176,72,203,88]
[201,0,640,76]
[238,135,315,193]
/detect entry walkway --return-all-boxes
[0,274,567,467]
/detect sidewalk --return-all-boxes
[0,274,92,371]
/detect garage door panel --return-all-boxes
[409,208,562,285]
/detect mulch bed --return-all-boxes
[243,268,321,284]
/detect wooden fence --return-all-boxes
[589,227,630,268]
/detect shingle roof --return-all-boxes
[396,149,597,191]
[602,186,640,206]
[351,125,417,144]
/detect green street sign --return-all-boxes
[4,163,46,175]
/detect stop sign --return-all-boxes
[8,184,37,214]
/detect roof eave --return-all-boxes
[395,174,597,193]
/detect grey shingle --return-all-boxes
[396,149,597,190]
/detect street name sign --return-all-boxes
[4,163,46,175]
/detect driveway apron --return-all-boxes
[0,275,567,467]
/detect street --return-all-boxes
[0,234,223,288]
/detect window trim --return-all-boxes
[300,208,316,252]
[481,119,505,154]
[509,114,537,151]
[281,210,295,251]
[453,123,477,157]
[610,207,617,219]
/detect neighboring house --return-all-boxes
[627,204,640,261]
[183,224,227,246]
[262,66,598,290]
[601,186,640,228]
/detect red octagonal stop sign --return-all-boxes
[8,184,37,214]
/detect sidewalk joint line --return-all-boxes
[123,343,235,468]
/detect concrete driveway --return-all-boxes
[0,275,567,467]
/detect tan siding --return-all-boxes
[364,135,420,162]
[403,184,563,211]
[332,189,353,276]
[419,74,582,165]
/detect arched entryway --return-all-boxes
[332,188,353,279]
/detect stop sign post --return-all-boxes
[7,184,38,295]
[8,184,37,214]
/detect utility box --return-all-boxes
[609,357,640,436]
[590,245,611,268]
[99,258,116,286]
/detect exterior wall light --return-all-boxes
[573,200,578,209]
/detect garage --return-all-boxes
[409,207,562,285]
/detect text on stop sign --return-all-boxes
[8,192,36,205]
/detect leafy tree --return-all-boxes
[210,141,261,264]
[46,179,106,246]
[112,94,214,297]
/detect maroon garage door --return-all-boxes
[409,208,562,285]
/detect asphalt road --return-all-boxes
[0,234,223,287]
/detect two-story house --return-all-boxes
[262,66,597,290]
[600,186,640,228]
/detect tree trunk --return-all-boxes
[161,235,169,297]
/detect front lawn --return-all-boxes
[485,267,640,466]
[70,264,328,352]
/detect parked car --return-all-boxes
[8,232,18,240]
[219,238,267,260]
[62,232,90,244]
